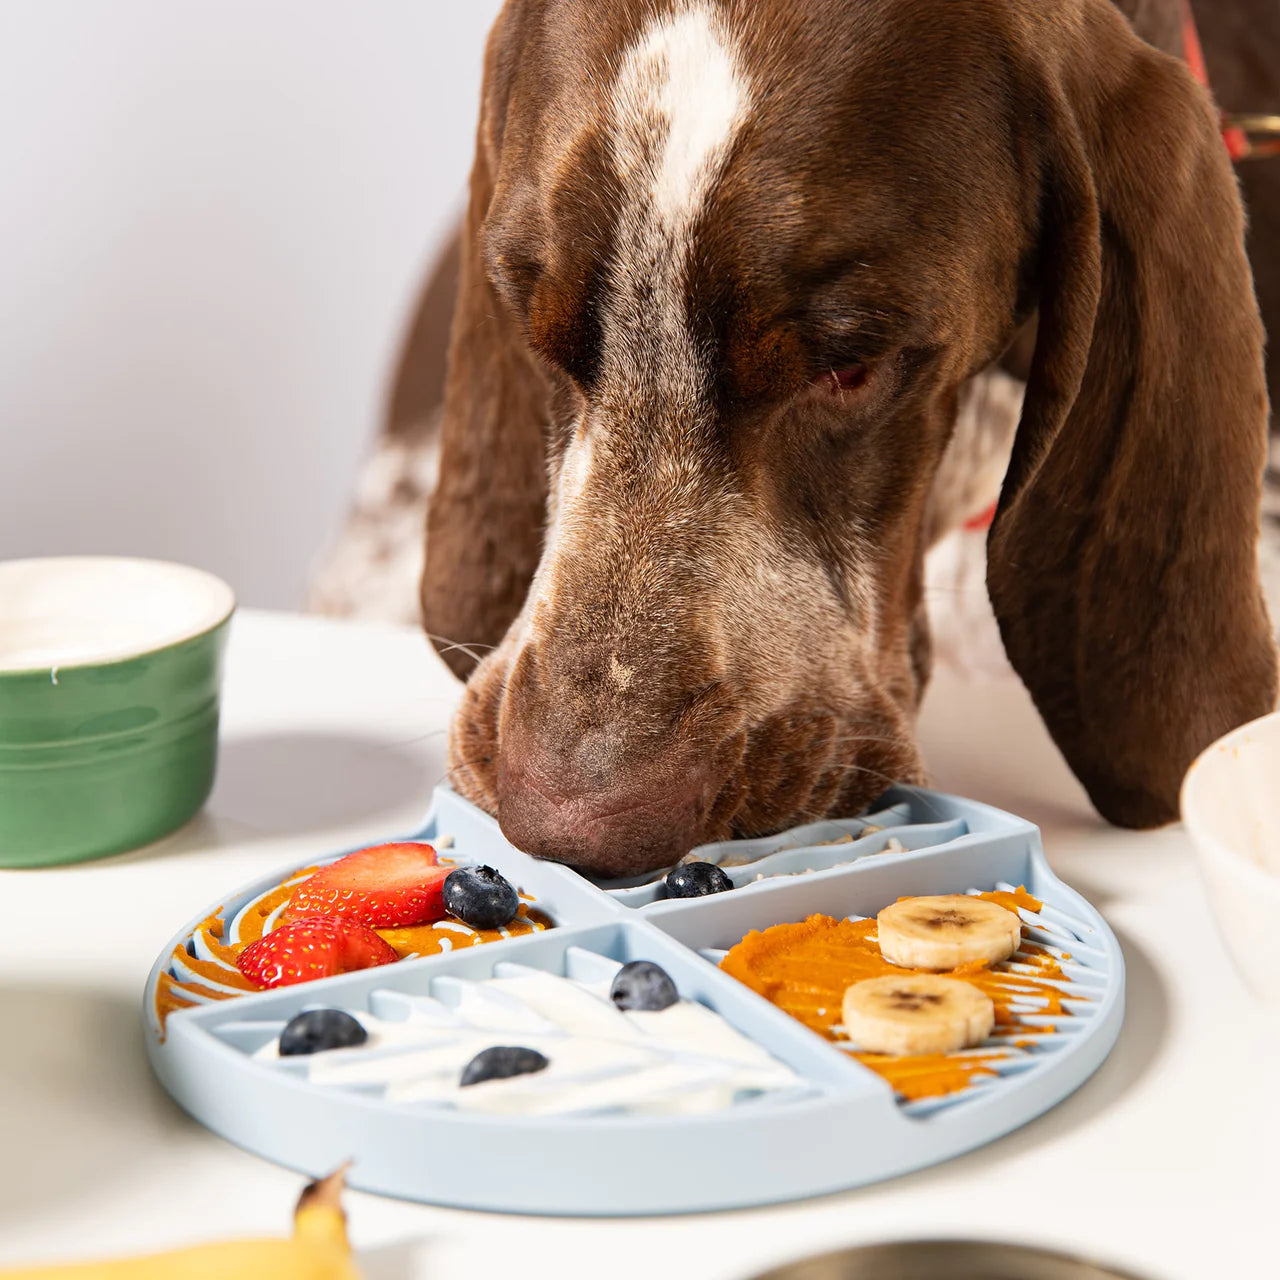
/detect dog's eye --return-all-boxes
[488,256,543,309]
[820,365,869,394]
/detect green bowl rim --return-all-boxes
[0,557,236,678]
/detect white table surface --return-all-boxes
[1,608,1274,1278]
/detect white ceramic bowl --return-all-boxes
[1181,709,1280,1008]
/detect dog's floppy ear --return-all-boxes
[421,11,549,681]
[988,0,1278,828]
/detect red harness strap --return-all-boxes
[963,502,999,532]
[1181,2,1251,161]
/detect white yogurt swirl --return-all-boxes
[256,957,805,1116]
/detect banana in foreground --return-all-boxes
[0,1167,360,1280]
[842,974,996,1056]
[876,894,1022,970]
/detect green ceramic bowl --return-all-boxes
[0,557,235,868]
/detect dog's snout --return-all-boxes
[488,633,743,874]
[495,750,719,877]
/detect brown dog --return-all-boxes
[416,0,1277,876]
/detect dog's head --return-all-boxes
[423,0,1276,876]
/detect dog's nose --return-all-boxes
[495,750,718,877]
[491,641,742,875]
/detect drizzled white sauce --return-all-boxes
[256,961,803,1116]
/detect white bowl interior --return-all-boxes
[1182,713,1280,877]
[1182,711,1280,1008]
[0,557,235,673]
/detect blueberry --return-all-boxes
[460,1045,550,1087]
[443,864,520,930]
[278,1009,368,1056]
[664,861,733,898]
[610,959,679,1012]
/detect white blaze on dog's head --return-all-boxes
[525,2,754,630]
[612,4,749,236]
[606,3,751,392]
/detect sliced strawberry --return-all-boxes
[288,842,449,928]
[236,916,398,990]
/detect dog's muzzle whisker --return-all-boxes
[426,632,500,664]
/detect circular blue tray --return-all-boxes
[143,785,1124,1215]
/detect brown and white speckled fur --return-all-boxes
[313,0,1279,875]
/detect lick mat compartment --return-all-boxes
[144,785,1124,1215]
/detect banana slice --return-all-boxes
[842,975,995,1056]
[876,894,1022,970]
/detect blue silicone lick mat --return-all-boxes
[143,785,1124,1215]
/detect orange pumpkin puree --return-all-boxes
[375,903,552,959]
[720,887,1076,1101]
[154,862,552,1034]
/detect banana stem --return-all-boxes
[294,1164,354,1255]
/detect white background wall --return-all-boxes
[1,0,504,608]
